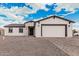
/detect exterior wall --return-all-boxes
[35,17,73,37]
[4,27,28,36]
[25,22,35,36]
[25,22,34,27]
[67,23,73,37]
[5,22,34,36]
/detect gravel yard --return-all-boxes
[0,36,78,56]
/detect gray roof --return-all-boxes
[24,15,75,24]
[35,15,75,23]
[4,24,25,27]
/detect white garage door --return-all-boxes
[42,25,65,37]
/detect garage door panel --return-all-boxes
[42,26,65,37]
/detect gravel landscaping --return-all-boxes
[0,36,79,56]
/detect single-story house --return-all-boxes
[4,15,75,37]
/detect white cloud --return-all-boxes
[73,22,79,30]
[0,4,35,27]
[0,4,48,27]
[0,19,12,27]
[27,3,49,12]
[0,7,28,24]
[55,3,79,11]
[8,6,34,14]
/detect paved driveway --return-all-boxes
[0,36,68,56]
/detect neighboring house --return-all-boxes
[4,15,75,37]
[0,28,4,36]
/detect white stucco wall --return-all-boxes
[67,23,73,37]
[35,17,73,37]
[4,27,28,36]
[25,22,34,27]
[25,22,35,36]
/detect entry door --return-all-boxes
[42,25,65,37]
[28,27,34,36]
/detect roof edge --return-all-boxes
[35,15,75,23]
[24,15,75,24]
[4,24,25,27]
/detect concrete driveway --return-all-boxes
[48,37,79,56]
[0,36,79,56]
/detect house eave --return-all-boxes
[35,15,75,23]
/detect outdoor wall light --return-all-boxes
[68,25,70,27]
[38,22,40,27]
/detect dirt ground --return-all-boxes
[0,36,78,56]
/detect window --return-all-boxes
[19,28,23,33]
[9,28,13,33]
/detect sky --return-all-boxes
[0,3,79,29]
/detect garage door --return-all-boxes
[42,25,65,37]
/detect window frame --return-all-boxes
[8,27,13,33]
[19,27,23,33]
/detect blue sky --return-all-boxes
[0,3,79,29]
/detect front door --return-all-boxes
[28,26,34,36]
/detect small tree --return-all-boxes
[73,29,78,33]
[72,29,78,36]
